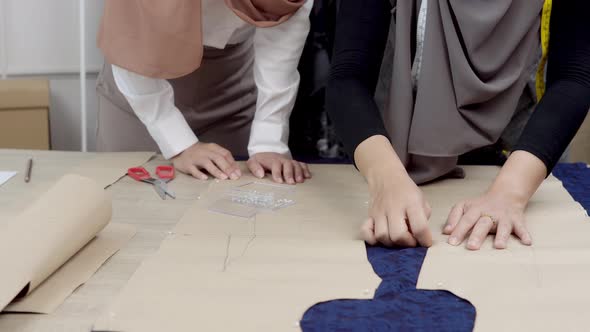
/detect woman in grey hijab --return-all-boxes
[326,0,590,249]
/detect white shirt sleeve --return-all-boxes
[248,0,313,157]
[111,64,198,159]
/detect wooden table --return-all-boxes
[0,150,210,332]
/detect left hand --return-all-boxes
[247,152,312,184]
[443,190,532,250]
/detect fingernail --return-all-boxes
[230,172,239,180]
[220,174,228,180]
[467,240,476,248]
[296,176,303,182]
[448,237,459,246]
[256,170,264,178]
[236,169,242,177]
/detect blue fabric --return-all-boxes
[552,163,590,211]
[301,163,590,332]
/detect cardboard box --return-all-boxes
[0,79,51,150]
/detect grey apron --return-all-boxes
[96,38,257,158]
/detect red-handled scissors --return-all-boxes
[128,166,176,200]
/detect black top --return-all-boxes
[326,0,590,174]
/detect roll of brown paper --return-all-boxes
[0,174,112,311]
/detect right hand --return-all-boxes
[361,169,433,247]
[172,142,241,181]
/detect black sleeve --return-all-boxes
[513,0,590,174]
[325,0,392,158]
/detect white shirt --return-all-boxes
[112,0,312,159]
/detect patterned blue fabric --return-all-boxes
[301,163,589,332]
[552,163,590,211]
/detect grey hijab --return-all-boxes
[375,0,543,184]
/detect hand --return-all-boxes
[361,170,433,247]
[443,150,547,250]
[443,190,532,250]
[172,142,241,181]
[247,152,311,184]
[353,135,433,247]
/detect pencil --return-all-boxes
[24,158,33,183]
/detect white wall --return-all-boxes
[1,0,104,151]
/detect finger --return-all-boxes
[301,162,312,178]
[188,165,208,181]
[293,161,304,183]
[373,215,394,247]
[466,216,495,250]
[407,207,433,247]
[225,161,242,179]
[448,209,480,246]
[226,156,241,177]
[271,161,283,183]
[444,202,465,235]
[210,144,240,176]
[283,161,295,184]
[387,215,417,247]
[202,161,228,180]
[513,221,532,246]
[360,218,378,245]
[494,221,513,249]
[210,153,235,179]
[247,159,265,179]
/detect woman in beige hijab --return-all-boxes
[96,0,312,184]
[327,0,590,250]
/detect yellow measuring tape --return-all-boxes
[536,0,553,102]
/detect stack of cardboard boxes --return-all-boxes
[0,80,51,150]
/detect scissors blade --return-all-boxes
[156,180,176,199]
[153,182,167,200]
[165,189,176,199]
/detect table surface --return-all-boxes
[0,150,210,332]
[1,150,588,332]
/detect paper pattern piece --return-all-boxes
[0,171,17,187]
[0,174,112,312]
[5,223,136,314]
[417,166,590,332]
[94,165,382,332]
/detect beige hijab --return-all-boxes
[376,0,544,183]
[97,0,305,79]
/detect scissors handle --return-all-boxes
[128,167,151,181]
[156,165,175,180]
